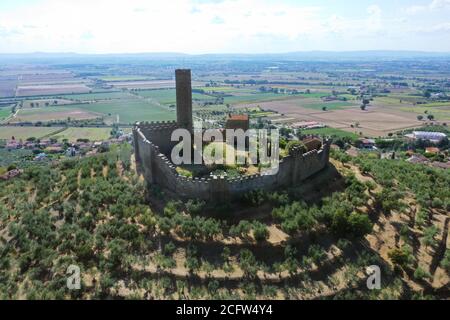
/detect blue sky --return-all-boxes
[0,0,450,53]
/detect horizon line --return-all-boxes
[2,50,450,56]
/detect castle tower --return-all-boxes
[175,69,193,132]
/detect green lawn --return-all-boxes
[49,127,112,142]
[300,127,359,139]
[0,126,63,140]
[72,99,175,124]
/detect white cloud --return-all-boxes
[430,0,450,9]
[414,21,450,32]
[366,4,382,32]
[0,0,327,53]
[0,0,448,53]
[406,5,427,15]
[406,0,450,15]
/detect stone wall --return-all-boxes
[133,123,330,201]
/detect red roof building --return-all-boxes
[225,114,250,131]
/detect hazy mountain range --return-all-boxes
[1,50,450,64]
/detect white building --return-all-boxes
[405,131,447,143]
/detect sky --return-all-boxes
[0,0,450,54]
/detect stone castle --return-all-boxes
[133,69,331,201]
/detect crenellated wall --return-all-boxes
[133,122,331,201]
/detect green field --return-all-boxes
[72,99,175,124]
[135,89,177,105]
[136,89,215,105]
[399,106,450,120]
[12,96,176,124]
[13,106,100,123]
[297,92,329,99]
[0,108,11,120]
[49,127,112,142]
[0,126,63,140]
[198,86,256,93]
[61,91,128,101]
[223,93,294,104]
[194,104,229,112]
[300,127,359,139]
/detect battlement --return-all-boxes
[133,122,330,201]
[135,121,179,132]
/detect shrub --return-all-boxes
[414,266,431,280]
[388,247,413,269]
[285,140,307,155]
[331,211,372,238]
[185,199,205,215]
[441,250,450,273]
[252,221,269,242]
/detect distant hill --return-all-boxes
[1,50,450,63]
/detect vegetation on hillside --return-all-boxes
[0,144,448,299]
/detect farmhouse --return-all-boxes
[225,114,250,131]
[133,69,331,201]
[291,121,325,129]
[358,138,376,150]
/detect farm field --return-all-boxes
[99,75,151,81]
[10,94,176,124]
[22,98,75,108]
[311,108,421,137]
[243,98,421,137]
[135,89,215,105]
[73,99,175,124]
[398,106,450,120]
[300,127,359,139]
[0,79,17,98]
[60,91,129,101]
[10,106,101,123]
[0,126,63,140]
[109,80,204,90]
[109,80,175,89]
[372,96,450,121]
[198,86,256,93]
[16,83,92,97]
[224,92,297,105]
[17,71,77,83]
[48,127,112,142]
[0,107,12,120]
[299,100,357,111]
